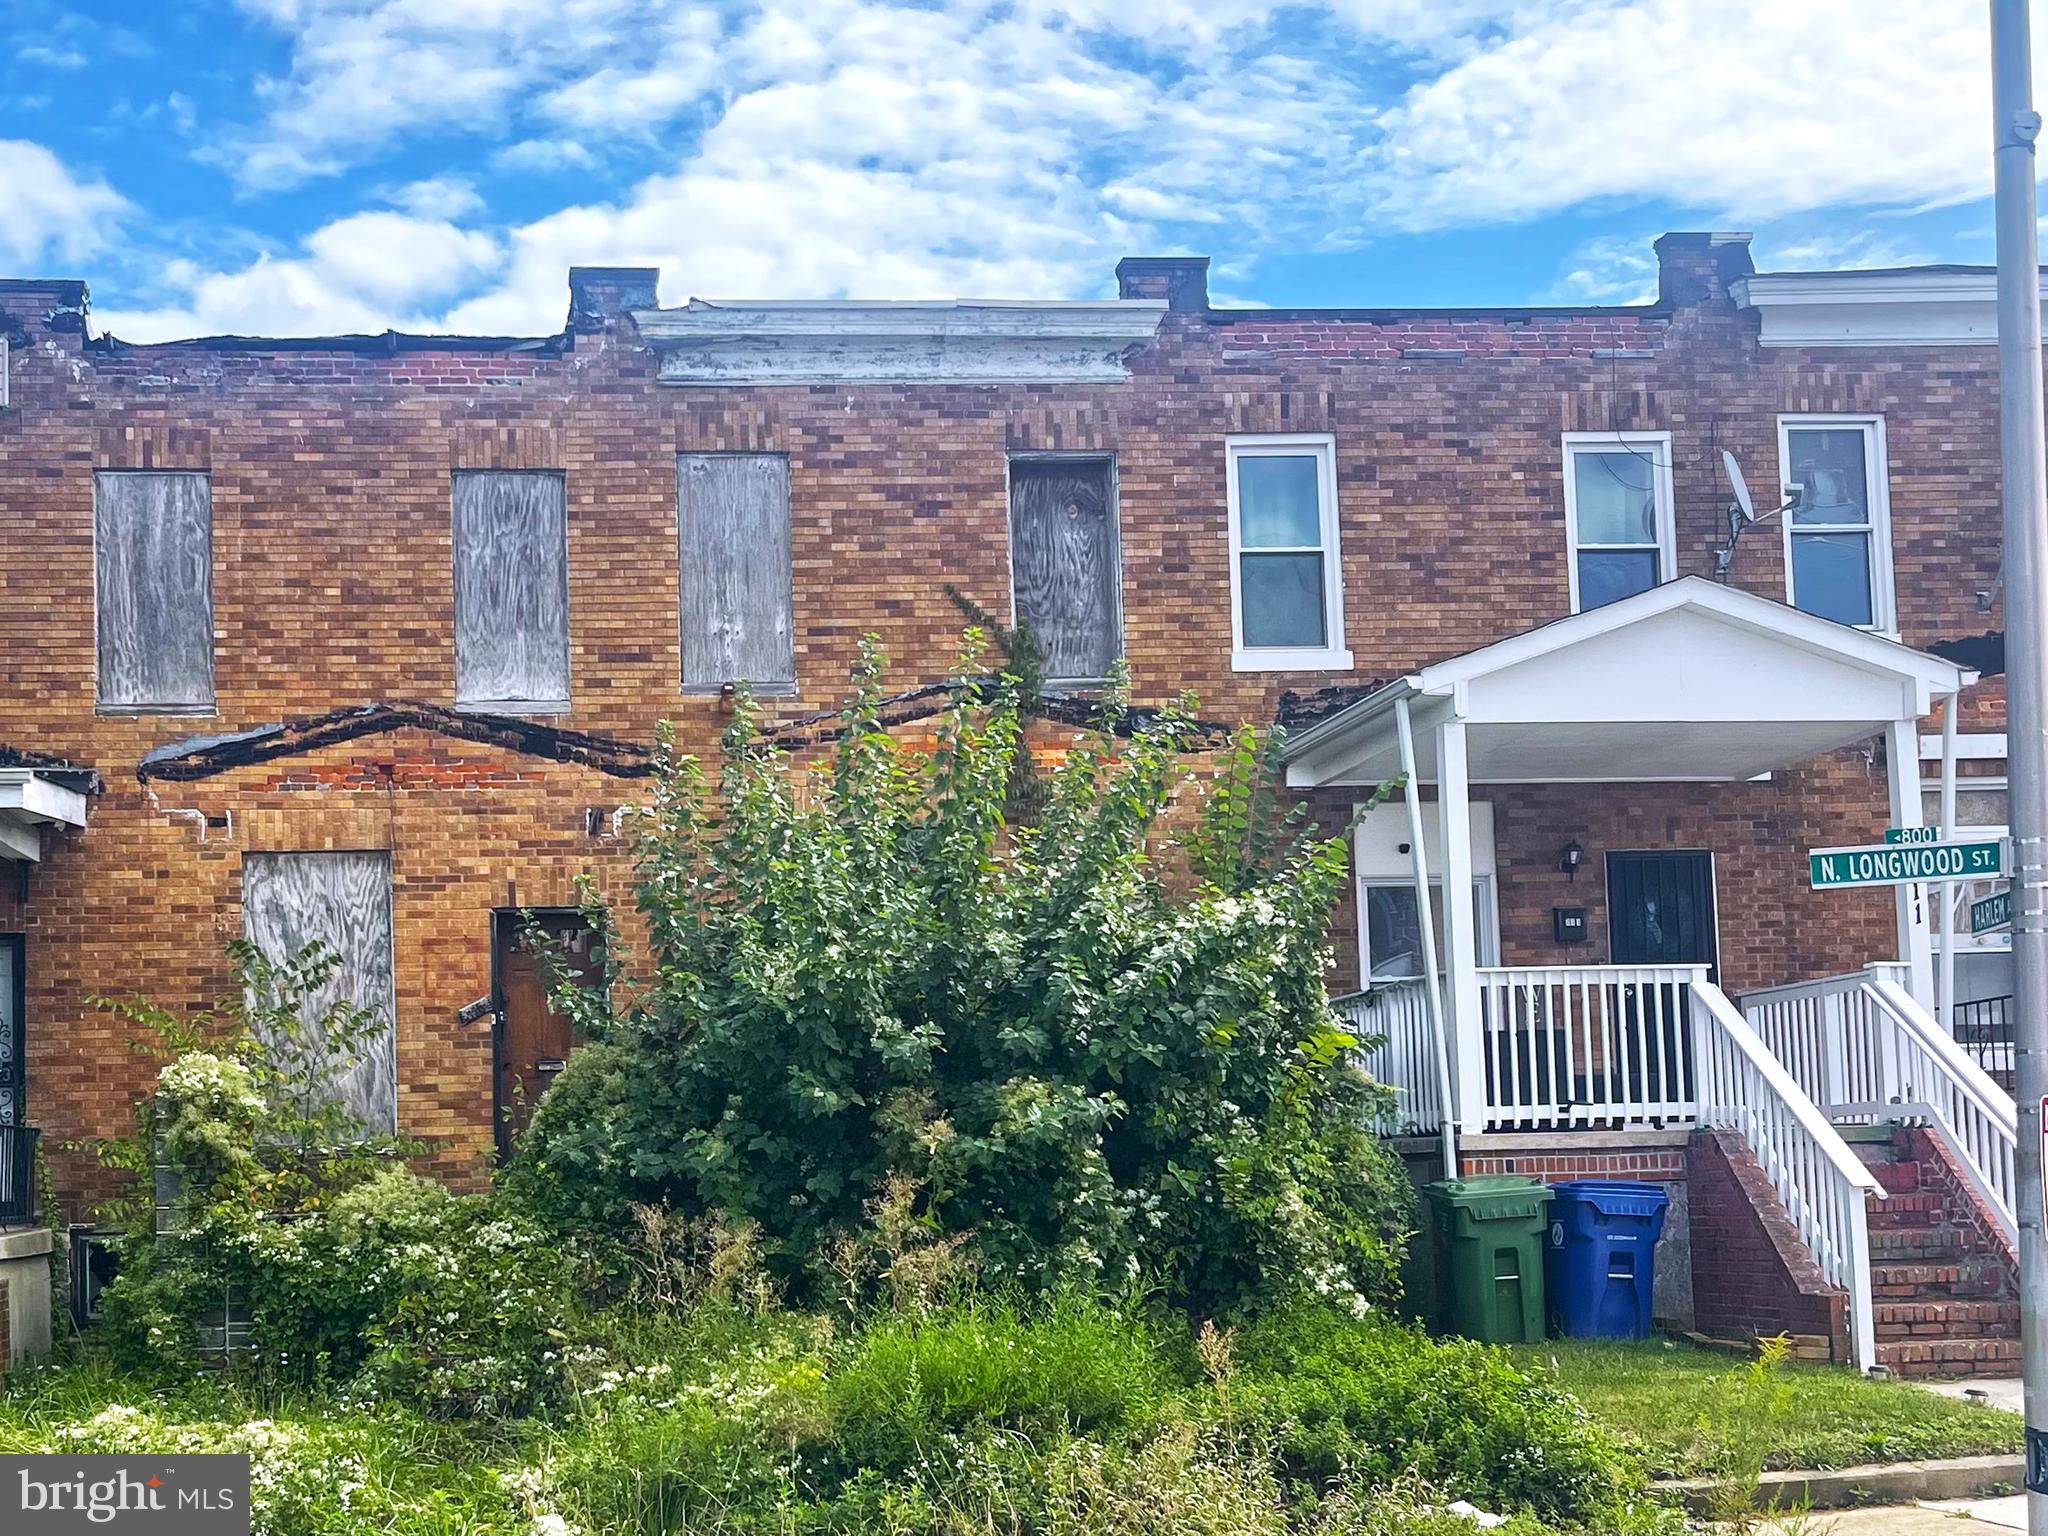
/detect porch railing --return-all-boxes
[1738,966,2017,1246]
[1953,994,2016,1078]
[0,1124,39,1227]
[1691,978,1883,1372]
[1478,964,1704,1129]
[1335,982,1442,1135]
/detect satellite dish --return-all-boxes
[1721,450,1757,522]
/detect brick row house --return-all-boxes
[0,232,2024,1371]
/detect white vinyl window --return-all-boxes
[1779,416,1895,632]
[1562,432,1675,613]
[1225,433,1352,671]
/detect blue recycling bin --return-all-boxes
[1544,1179,1669,1339]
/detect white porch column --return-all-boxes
[1437,717,1487,1140]
[1886,716,1937,1010]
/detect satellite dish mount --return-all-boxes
[1713,450,1800,579]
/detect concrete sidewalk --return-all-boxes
[1815,1500,2027,1536]
[1920,1377,2025,1415]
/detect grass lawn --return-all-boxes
[1511,1337,2022,1479]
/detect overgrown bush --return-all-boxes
[512,639,1414,1316]
[90,944,575,1415]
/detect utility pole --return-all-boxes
[1990,2,2048,1525]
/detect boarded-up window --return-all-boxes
[242,850,397,1135]
[452,470,571,712]
[678,454,795,690]
[94,471,214,711]
[1009,457,1121,682]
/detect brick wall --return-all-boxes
[0,1275,10,1378]
[1688,1128,1848,1360]
[0,241,2016,1216]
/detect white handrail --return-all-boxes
[1862,975,2018,1241]
[1691,977,1884,1374]
[1738,966,2018,1247]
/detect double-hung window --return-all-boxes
[1562,432,1674,612]
[1779,416,1894,631]
[1225,433,1351,671]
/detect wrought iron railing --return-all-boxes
[0,1124,40,1227]
[1953,994,2016,1076]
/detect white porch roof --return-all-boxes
[1283,578,1973,788]
[0,768,89,863]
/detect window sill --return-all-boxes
[96,703,217,717]
[454,699,571,717]
[1230,646,1354,674]
[680,681,798,699]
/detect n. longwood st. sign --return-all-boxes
[1808,839,2007,889]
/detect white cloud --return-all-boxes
[491,138,601,173]
[1545,233,1659,305]
[1363,0,1997,233]
[382,174,485,220]
[225,0,646,189]
[540,7,723,131]
[1767,230,1932,273]
[0,140,128,270]
[94,211,499,340]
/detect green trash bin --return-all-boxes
[1423,1175,1551,1343]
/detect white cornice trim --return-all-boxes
[1731,269,2045,348]
[631,298,1168,384]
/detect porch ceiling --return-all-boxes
[1283,577,1973,788]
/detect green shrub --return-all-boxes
[255,1168,577,1416]
[819,1292,1177,1479]
[1230,1301,1643,1522]
[512,640,1413,1318]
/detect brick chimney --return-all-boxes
[1115,256,1210,312]
[1651,232,1754,308]
[566,266,660,334]
[0,278,89,339]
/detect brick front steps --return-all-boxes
[1856,1129,2020,1379]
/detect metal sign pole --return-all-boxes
[1989,1,2048,1519]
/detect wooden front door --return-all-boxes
[492,911,599,1160]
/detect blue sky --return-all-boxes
[0,0,2016,341]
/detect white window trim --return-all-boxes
[1561,431,1676,614]
[1777,414,1897,634]
[1357,875,1500,988]
[0,337,9,409]
[1225,432,1353,672]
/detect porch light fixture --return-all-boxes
[1559,841,1584,880]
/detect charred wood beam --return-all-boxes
[137,701,656,783]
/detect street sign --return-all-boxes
[1808,839,2007,889]
[1886,826,1943,845]
[1974,886,2015,935]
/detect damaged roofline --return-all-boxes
[87,329,567,356]
[137,702,657,783]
